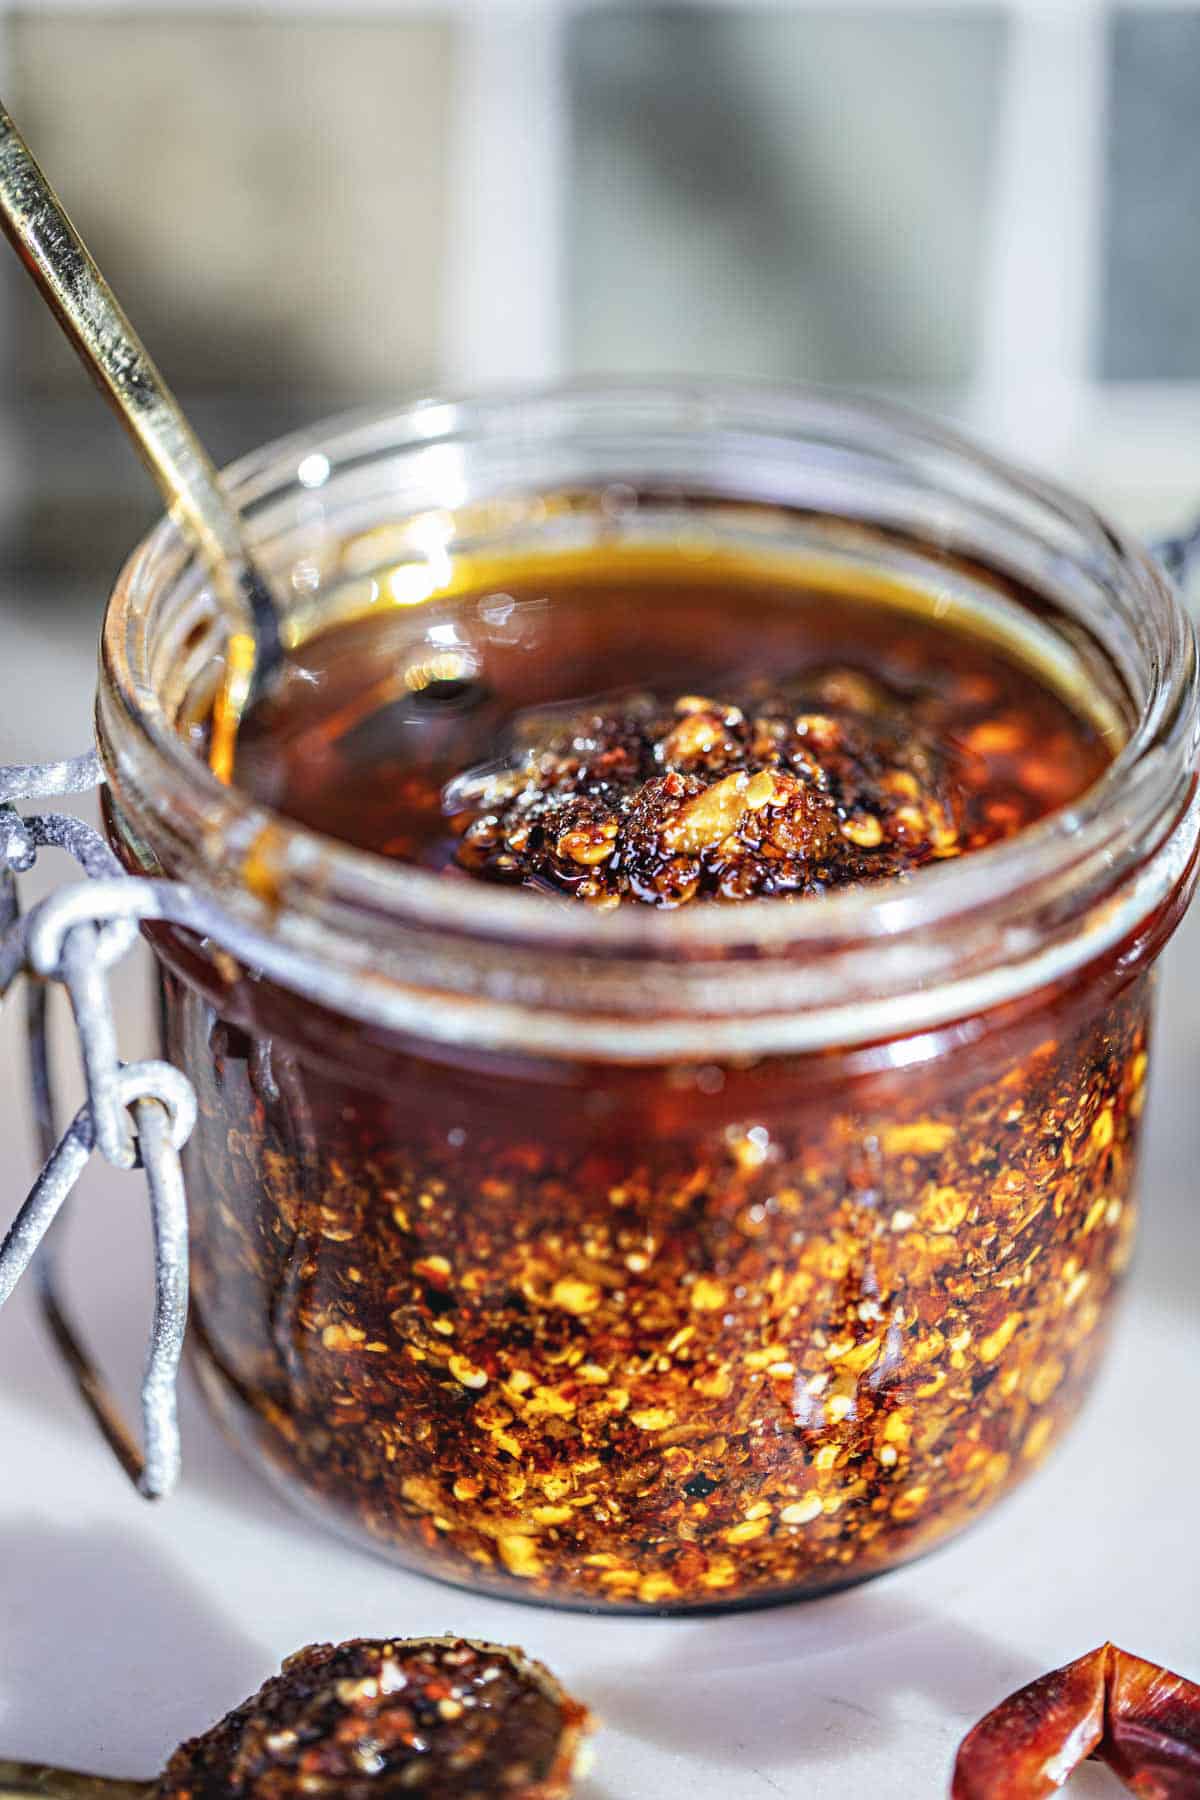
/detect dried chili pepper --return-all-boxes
[952,1643,1200,1798]
[154,1637,592,1799]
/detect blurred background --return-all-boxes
[3,0,1200,763]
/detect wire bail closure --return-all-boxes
[0,752,195,1499]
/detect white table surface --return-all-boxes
[1,583,1198,1800]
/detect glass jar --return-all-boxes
[97,385,1200,1612]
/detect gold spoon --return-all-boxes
[0,1767,147,1799]
[0,98,285,781]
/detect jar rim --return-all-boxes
[97,381,1200,1058]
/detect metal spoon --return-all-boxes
[0,98,285,778]
[0,1766,148,1799]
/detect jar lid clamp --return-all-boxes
[0,751,195,1499]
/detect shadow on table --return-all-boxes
[0,1134,329,1544]
[1133,974,1200,1324]
[0,1290,330,1549]
[0,1516,269,1778]
[579,1581,1064,1790]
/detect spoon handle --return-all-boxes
[0,99,281,689]
[0,1764,150,1800]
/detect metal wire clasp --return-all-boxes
[0,753,195,1498]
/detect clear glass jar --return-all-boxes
[97,385,1200,1612]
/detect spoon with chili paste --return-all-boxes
[0,1637,592,1800]
[952,1642,1200,1797]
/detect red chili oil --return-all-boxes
[234,562,1111,887]
[141,548,1181,1610]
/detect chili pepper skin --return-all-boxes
[1105,1649,1200,1799]
[952,1645,1200,1799]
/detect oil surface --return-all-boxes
[235,557,1113,893]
